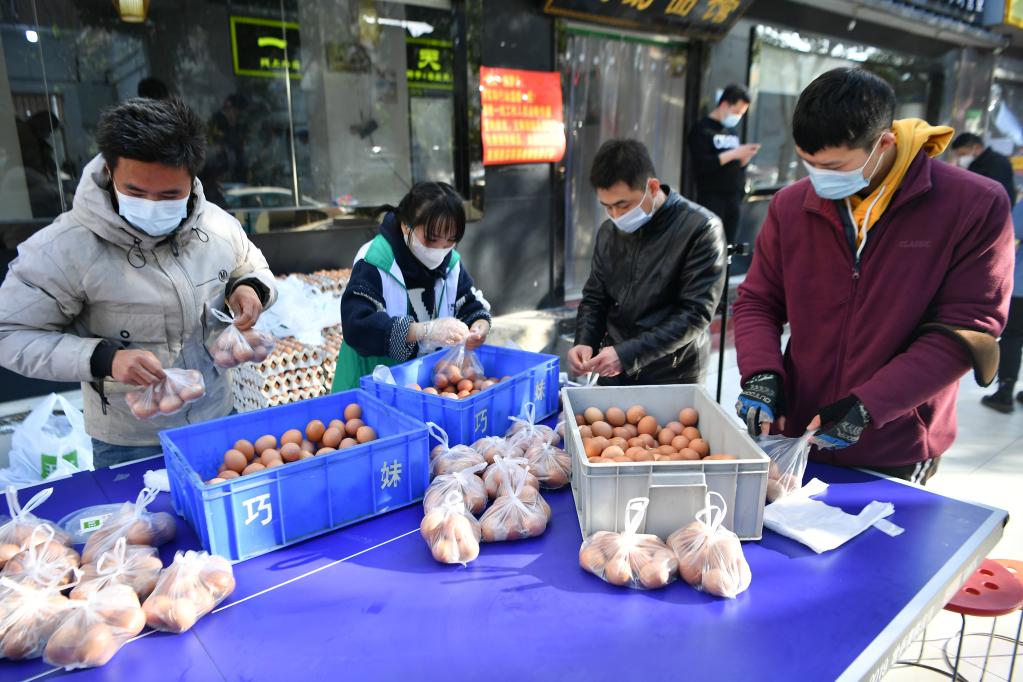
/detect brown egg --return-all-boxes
[705,453,737,461]
[625,446,646,458]
[339,438,359,449]
[605,407,627,427]
[242,462,266,476]
[158,393,184,415]
[456,390,471,399]
[590,421,613,439]
[657,445,677,456]
[207,478,226,485]
[219,470,240,480]
[627,437,644,448]
[666,421,684,435]
[233,439,255,459]
[300,439,316,453]
[315,447,336,456]
[588,436,609,455]
[632,450,656,462]
[658,428,676,446]
[345,419,364,437]
[578,425,593,439]
[254,435,277,455]
[223,450,247,474]
[322,427,343,448]
[281,429,303,446]
[305,420,326,442]
[280,443,302,462]
[328,419,345,432]
[679,408,699,427]
[344,403,362,421]
[671,435,691,451]
[457,379,474,393]
[624,423,639,438]
[583,407,604,425]
[423,387,439,395]
[575,414,587,426]
[77,622,117,667]
[637,415,659,436]
[639,433,658,448]
[689,438,710,457]
[608,436,629,450]
[266,460,284,469]
[434,373,449,389]
[583,438,603,459]
[682,426,701,441]
[446,365,463,383]
[625,405,646,425]
[612,456,632,463]
[601,445,625,459]
[608,426,628,440]
[356,426,377,443]
[678,448,701,460]
[259,449,281,466]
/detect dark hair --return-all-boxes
[137,77,169,100]
[392,182,466,243]
[792,68,896,154]
[589,139,656,191]
[951,132,983,150]
[97,98,206,176]
[718,84,750,106]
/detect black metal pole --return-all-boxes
[716,243,746,404]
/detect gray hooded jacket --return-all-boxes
[0,155,277,445]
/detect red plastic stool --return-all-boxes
[942,559,1023,681]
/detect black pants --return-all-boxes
[998,297,1023,382]
[697,192,743,244]
[866,458,940,485]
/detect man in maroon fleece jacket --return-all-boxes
[733,68,1014,483]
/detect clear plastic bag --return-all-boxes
[667,492,752,599]
[82,489,176,564]
[72,537,163,602]
[419,490,482,565]
[423,462,488,516]
[209,308,275,369]
[428,423,485,478]
[432,343,485,390]
[479,473,550,542]
[505,403,557,452]
[59,503,126,546]
[0,576,72,661]
[3,524,80,588]
[759,433,812,502]
[125,368,206,420]
[142,550,236,633]
[471,436,522,464]
[523,441,572,489]
[482,454,539,499]
[579,497,678,590]
[43,583,146,670]
[0,486,71,569]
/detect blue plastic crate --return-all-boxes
[359,344,559,446]
[160,389,429,562]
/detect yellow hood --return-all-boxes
[848,118,954,246]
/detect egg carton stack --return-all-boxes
[320,331,343,389]
[230,338,328,412]
[296,269,351,296]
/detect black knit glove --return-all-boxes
[812,395,871,449]
[735,372,784,437]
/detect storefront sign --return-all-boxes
[231,16,301,79]
[543,0,752,37]
[895,0,984,22]
[1005,0,1023,27]
[480,67,565,166]
[406,38,454,91]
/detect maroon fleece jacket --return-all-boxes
[733,150,1014,468]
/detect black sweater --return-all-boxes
[688,116,745,196]
[340,214,491,362]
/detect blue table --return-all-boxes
[2,458,1007,682]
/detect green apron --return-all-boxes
[331,235,460,392]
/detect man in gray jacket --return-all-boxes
[0,98,277,467]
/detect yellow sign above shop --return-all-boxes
[230,16,301,79]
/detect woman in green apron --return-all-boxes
[332,182,492,391]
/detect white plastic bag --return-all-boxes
[579,497,678,590]
[0,576,71,661]
[479,473,550,542]
[759,433,812,502]
[423,462,487,516]
[371,364,397,385]
[428,423,485,478]
[0,487,72,567]
[124,369,205,420]
[419,490,482,565]
[505,402,557,452]
[81,489,176,564]
[58,504,124,546]
[142,550,236,633]
[3,524,80,588]
[667,492,752,599]
[44,583,146,670]
[9,394,93,481]
[471,436,522,464]
[72,537,163,601]
[482,454,539,499]
[523,441,571,489]
[208,308,275,369]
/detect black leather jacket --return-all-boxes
[574,188,726,384]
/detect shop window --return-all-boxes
[0,0,480,250]
[988,79,1023,198]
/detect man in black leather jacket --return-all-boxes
[569,139,727,385]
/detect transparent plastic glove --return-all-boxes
[418,317,469,347]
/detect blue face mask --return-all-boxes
[608,184,653,233]
[803,136,884,200]
[722,113,742,128]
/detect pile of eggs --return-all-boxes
[125,370,204,419]
[404,360,511,400]
[575,406,737,464]
[206,402,377,483]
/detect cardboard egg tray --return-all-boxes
[295,268,351,296]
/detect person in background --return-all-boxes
[333,182,491,391]
[980,200,1023,413]
[733,68,1013,484]
[949,132,1016,203]
[688,84,760,243]
[568,139,726,385]
[0,98,277,468]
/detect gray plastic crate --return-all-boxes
[562,384,769,541]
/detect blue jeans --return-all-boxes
[91,439,163,469]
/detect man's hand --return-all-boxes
[228,285,263,331]
[568,345,594,376]
[736,372,784,437]
[809,396,871,450]
[587,346,622,377]
[112,349,166,387]
[465,319,490,350]
[737,143,760,166]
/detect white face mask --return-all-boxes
[608,184,653,234]
[407,229,452,270]
[115,187,188,237]
[956,154,976,168]
[722,113,743,128]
